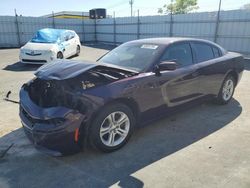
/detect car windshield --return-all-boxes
[31,29,63,43]
[98,43,160,72]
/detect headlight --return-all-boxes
[48,50,56,56]
[20,48,25,54]
[49,49,55,53]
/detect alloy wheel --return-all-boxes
[99,111,130,147]
[222,79,234,101]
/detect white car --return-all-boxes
[19,28,81,64]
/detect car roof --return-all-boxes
[125,37,226,53]
[126,37,217,46]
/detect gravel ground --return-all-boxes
[0,44,249,188]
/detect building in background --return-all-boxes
[42,11,89,19]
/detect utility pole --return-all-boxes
[214,0,222,42]
[14,9,21,47]
[129,0,134,17]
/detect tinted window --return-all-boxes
[212,47,221,58]
[192,43,214,63]
[161,43,193,67]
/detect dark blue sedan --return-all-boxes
[19,38,244,156]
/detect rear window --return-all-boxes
[192,43,214,63]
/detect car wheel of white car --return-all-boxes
[57,52,63,59]
[76,45,80,56]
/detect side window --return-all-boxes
[192,43,214,63]
[212,46,221,58]
[62,33,69,41]
[69,31,75,39]
[161,43,193,67]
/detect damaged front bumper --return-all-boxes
[19,88,86,156]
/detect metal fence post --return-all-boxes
[214,0,222,43]
[137,10,140,39]
[94,18,97,43]
[169,13,173,37]
[94,9,97,43]
[52,11,55,28]
[113,12,116,45]
[82,12,85,43]
[169,0,173,37]
[14,9,21,47]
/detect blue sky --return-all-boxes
[0,0,248,17]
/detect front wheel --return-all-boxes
[57,52,64,59]
[215,75,236,105]
[89,103,135,152]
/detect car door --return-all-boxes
[60,32,71,58]
[67,31,77,56]
[190,42,223,96]
[158,42,203,107]
[138,42,202,121]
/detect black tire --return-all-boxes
[76,45,80,56]
[57,52,63,59]
[89,103,135,152]
[215,75,236,105]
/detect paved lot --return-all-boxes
[0,45,250,188]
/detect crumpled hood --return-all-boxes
[22,42,58,51]
[35,60,138,80]
[35,60,98,80]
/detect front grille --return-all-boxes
[22,59,47,63]
[25,52,42,56]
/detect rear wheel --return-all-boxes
[89,103,135,152]
[215,75,235,105]
[57,52,63,59]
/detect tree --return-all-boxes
[241,3,250,10]
[158,0,199,15]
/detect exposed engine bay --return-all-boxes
[23,65,137,112]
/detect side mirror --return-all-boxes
[159,61,178,71]
[153,61,178,76]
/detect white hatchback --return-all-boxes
[19,28,81,64]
